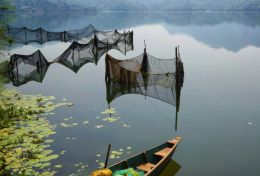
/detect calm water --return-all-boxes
[3,11,260,175]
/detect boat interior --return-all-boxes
[110,137,181,174]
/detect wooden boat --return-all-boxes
[109,136,181,176]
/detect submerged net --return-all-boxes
[6,25,133,45]
[105,49,184,107]
[9,50,50,86]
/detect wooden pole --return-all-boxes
[178,46,180,58]
[175,108,178,131]
[131,31,134,50]
[104,144,111,168]
[72,43,76,72]
[124,31,126,55]
[64,31,66,42]
[24,27,27,44]
[38,50,43,80]
[175,47,178,75]
[108,104,112,117]
[94,35,98,64]
[175,47,178,60]
[40,28,43,44]
[175,46,178,131]
[107,38,109,53]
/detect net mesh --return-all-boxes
[8,31,134,85]
[6,25,133,45]
[105,50,184,106]
[53,31,133,73]
[8,50,50,86]
[53,36,110,73]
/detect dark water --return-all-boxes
[3,11,260,176]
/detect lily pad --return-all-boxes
[83,121,89,125]
[95,125,104,129]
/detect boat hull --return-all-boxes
[109,136,181,176]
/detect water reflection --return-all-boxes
[7,25,96,44]
[4,43,185,174]
[159,160,181,176]
[8,50,50,86]
[6,24,133,46]
[54,33,133,73]
[2,11,260,176]
[105,47,184,131]
[7,42,185,133]
[8,29,133,83]
[6,12,260,51]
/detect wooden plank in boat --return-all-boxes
[168,139,179,144]
[154,147,171,157]
[137,163,155,172]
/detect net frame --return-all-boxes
[105,48,184,106]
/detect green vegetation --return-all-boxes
[0,3,15,81]
[0,25,13,53]
[0,12,14,86]
[0,89,71,175]
[0,10,66,174]
[0,44,66,176]
[0,0,14,11]
[0,10,14,61]
[0,61,9,88]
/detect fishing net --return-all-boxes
[91,168,112,176]
[112,168,144,176]
[105,49,184,106]
[53,37,110,73]
[65,25,96,43]
[112,31,134,55]
[53,31,133,73]
[7,30,134,84]
[8,50,49,86]
[6,25,134,45]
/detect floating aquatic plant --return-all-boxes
[59,117,79,128]
[102,117,119,123]
[95,125,104,129]
[101,108,116,114]
[68,162,88,176]
[123,124,131,128]
[98,162,105,168]
[109,150,123,159]
[107,146,133,161]
[0,89,70,175]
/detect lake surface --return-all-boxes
[2,11,260,176]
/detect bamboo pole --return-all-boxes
[104,144,111,168]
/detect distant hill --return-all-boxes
[159,0,260,11]
[11,0,260,11]
[12,0,96,12]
